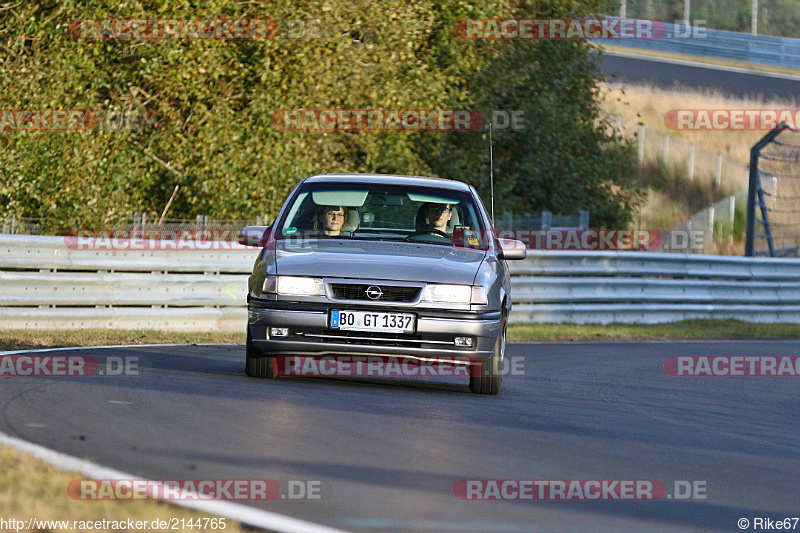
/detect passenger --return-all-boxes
[314,205,347,236]
[420,202,452,234]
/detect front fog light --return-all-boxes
[270,327,289,337]
[455,337,473,347]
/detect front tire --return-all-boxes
[245,328,277,379]
[469,321,505,395]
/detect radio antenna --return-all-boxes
[489,121,495,227]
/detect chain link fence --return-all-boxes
[0,216,45,235]
[0,214,271,238]
[746,127,800,257]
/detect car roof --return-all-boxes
[303,173,473,192]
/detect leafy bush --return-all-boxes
[0,0,640,232]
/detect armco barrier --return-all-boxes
[511,251,800,324]
[2,235,800,330]
[611,21,800,70]
[0,234,256,331]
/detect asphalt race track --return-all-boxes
[2,341,799,532]
[599,51,800,101]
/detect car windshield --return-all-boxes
[277,182,488,248]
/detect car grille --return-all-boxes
[330,283,421,302]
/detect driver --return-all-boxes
[313,205,346,236]
[420,202,452,234]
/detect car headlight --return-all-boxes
[421,284,487,305]
[262,275,324,297]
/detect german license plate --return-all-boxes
[330,310,415,333]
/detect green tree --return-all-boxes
[0,0,640,232]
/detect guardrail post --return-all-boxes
[663,135,670,166]
[746,162,757,257]
[637,124,645,165]
[728,196,735,226]
[708,206,715,239]
[716,153,723,187]
[579,210,590,230]
[541,211,552,230]
[728,195,736,246]
[688,143,695,182]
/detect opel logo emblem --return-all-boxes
[365,286,383,300]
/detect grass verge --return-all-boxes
[0,330,245,352]
[600,83,797,166]
[508,319,800,342]
[0,444,252,533]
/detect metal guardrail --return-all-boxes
[511,251,800,324]
[2,235,800,330]
[0,235,256,272]
[0,234,256,331]
[612,21,800,70]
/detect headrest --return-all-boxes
[341,207,360,233]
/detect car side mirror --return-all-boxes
[497,238,526,260]
[239,225,271,247]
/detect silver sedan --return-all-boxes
[240,173,525,394]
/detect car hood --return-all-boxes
[274,239,485,284]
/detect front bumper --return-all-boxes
[247,302,501,362]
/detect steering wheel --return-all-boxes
[407,229,450,239]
